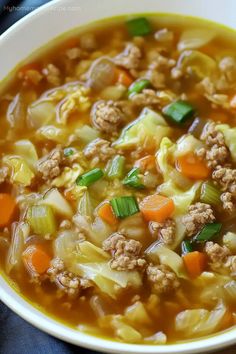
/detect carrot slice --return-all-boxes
[22,245,51,275]
[139,194,175,223]
[134,155,156,171]
[183,251,206,278]
[176,152,210,180]
[114,68,133,87]
[98,202,118,226]
[0,194,17,228]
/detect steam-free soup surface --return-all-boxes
[1,15,236,344]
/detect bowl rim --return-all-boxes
[0,0,236,352]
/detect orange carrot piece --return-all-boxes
[134,155,156,171]
[183,251,206,278]
[98,202,118,226]
[139,194,175,223]
[22,245,51,275]
[114,68,133,87]
[0,194,17,228]
[176,152,210,180]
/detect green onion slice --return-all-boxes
[181,240,193,255]
[76,168,104,187]
[64,147,75,157]
[163,100,195,124]
[200,181,221,206]
[106,155,125,179]
[126,17,152,37]
[128,79,151,97]
[110,196,140,218]
[123,167,144,189]
[193,223,222,243]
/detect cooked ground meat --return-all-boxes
[66,47,81,60]
[182,202,215,237]
[145,69,166,89]
[37,148,63,180]
[225,255,236,275]
[201,122,226,147]
[221,192,235,212]
[149,219,175,245]
[91,100,124,133]
[114,43,141,70]
[130,89,160,106]
[154,28,174,43]
[218,56,236,83]
[146,264,180,294]
[80,33,97,51]
[0,166,8,184]
[42,63,61,86]
[205,241,230,266]
[47,257,92,297]
[84,138,116,164]
[212,165,236,192]
[103,232,146,271]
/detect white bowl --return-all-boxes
[0,0,236,353]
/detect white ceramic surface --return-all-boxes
[0,0,236,353]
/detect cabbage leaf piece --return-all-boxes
[3,155,34,187]
[216,124,236,162]
[14,139,38,170]
[113,108,172,150]
[175,301,227,337]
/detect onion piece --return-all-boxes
[176,50,217,79]
[87,57,116,91]
[178,29,215,52]
[6,222,30,274]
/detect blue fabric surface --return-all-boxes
[0,301,94,354]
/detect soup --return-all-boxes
[0,14,236,344]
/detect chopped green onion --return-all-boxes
[64,147,75,157]
[193,223,222,243]
[128,79,151,97]
[126,17,152,37]
[123,167,144,189]
[76,168,104,187]
[110,196,140,218]
[163,100,195,124]
[27,205,56,235]
[200,181,221,206]
[181,240,193,255]
[106,155,125,179]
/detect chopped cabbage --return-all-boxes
[223,232,236,252]
[111,315,142,342]
[178,29,215,51]
[52,163,84,188]
[113,108,172,150]
[41,188,73,217]
[74,124,99,144]
[54,230,81,266]
[124,301,151,325]
[73,262,142,298]
[13,140,38,169]
[27,100,56,129]
[144,331,167,344]
[36,125,67,143]
[145,243,187,278]
[175,301,227,337]
[174,134,204,157]
[75,241,110,263]
[216,124,236,162]
[3,155,34,186]
[77,191,94,218]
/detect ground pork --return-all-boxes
[212,166,236,211]
[219,56,236,83]
[130,89,160,106]
[37,147,63,180]
[198,122,229,168]
[42,63,61,86]
[84,138,116,165]
[114,43,141,70]
[145,68,166,89]
[149,219,175,245]
[66,47,81,60]
[47,257,92,297]
[102,232,146,271]
[205,241,236,275]
[91,100,124,133]
[182,202,215,237]
[146,264,180,294]
[154,28,174,43]
[80,33,97,51]
[0,166,8,184]
[144,52,175,89]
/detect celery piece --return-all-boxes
[200,181,221,206]
[106,155,125,179]
[27,205,57,235]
